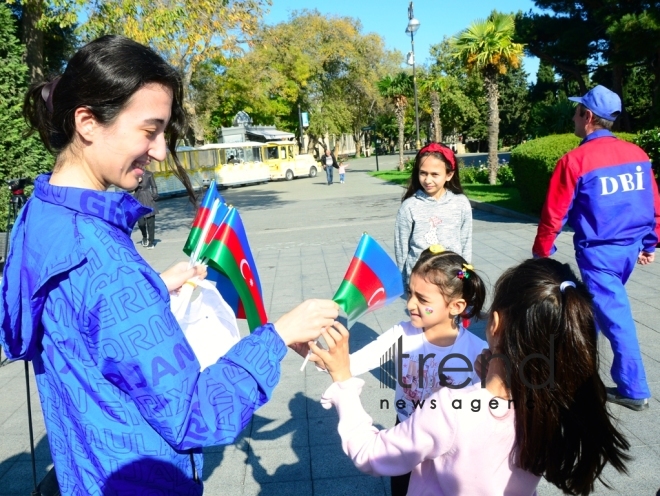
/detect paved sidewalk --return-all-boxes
[0,156,658,495]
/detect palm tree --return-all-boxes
[419,75,447,143]
[378,73,413,171]
[452,12,524,184]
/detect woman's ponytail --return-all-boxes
[23,78,58,152]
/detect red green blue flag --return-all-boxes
[183,180,226,259]
[201,207,268,332]
[333,233,403,327]
[183,181,247,322]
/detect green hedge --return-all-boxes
[510,133,637,214]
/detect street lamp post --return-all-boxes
[406,1,421,150]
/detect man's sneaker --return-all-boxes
[606,387,649,411]
[141,238,148,247]
[147,244,155,250]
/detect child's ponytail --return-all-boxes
[412,248,485,320]
[490,258,630,495]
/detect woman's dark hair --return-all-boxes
[23,35,195,203]
[490,258,629,495]
[402,143,463,202]
[411,249,485,320]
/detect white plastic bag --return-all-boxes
[170,278,241,370]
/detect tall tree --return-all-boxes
[378,73,413,171]
[516,0,660,130]
[6,0,79,82]
[83,0,268,145]
[419,74,446,143]
[214,11,397,154]
[0,2,50,223]
[453,12,524,184]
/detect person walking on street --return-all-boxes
[133,168,158,248]
[533,85,660,411]
[322,148,338,185]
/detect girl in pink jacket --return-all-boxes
[312,258,630,496]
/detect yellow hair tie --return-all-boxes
[429,244,445,254]
[463,263,474,271]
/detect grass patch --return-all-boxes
[370,170,409,185]
[369,170,534,216]
[462,184,533,215]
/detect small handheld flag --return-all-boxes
[333,233,403,327]
[201,207,268,332]
[183,180,226,263]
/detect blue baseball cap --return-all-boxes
[568,85,621,121]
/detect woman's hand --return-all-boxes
[274,299,339,346]
[160,262,207,293]
[309,322,351,383]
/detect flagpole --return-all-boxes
[300,341,319,371]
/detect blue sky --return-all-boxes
[264,0,543,82]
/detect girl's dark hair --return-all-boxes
[411,249,485,320]
[23,35,195,203]
[490,258,629,495]
[402,143,463,202]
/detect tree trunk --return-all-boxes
[353,129,362,157]
[484,70,500,185]
[396,106,405,171]
[430,90,442,143]
[21,0,44,83]
[653,48,660,122]
[611,56,630,132]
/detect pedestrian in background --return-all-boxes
[322,148,338,185]
[133,168,158,248]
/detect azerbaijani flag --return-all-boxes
[333,234,403,327]
[183,180,226,259]
[201,207,268,332]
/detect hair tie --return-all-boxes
[418,142,456,170]
[457,263,473,280]
[429,244,445,254]
[41,76,61,113]
[560,281,576,293]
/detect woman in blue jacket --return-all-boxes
[0,35,338,495]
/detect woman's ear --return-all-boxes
[73,107,99,143]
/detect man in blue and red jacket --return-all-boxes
[533,85,660,411]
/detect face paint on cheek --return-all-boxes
[424,307,434,315]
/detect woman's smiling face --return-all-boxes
[84,83,172,191]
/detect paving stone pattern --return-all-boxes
[0,155,658,495]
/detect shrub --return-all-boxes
[404,157,415,172]
[635,128,660,177]
[510,134,580,213]
[459,166,477,184]
[474,166,490,184]
[497,164,515,186]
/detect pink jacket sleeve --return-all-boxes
[321,378,456,476]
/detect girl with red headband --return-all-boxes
[394,143,472,286]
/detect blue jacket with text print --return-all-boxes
[0,174,286,496]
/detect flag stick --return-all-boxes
[300,340,319,371]
[189,198,220,268]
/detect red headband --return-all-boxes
[418,143,456,170]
